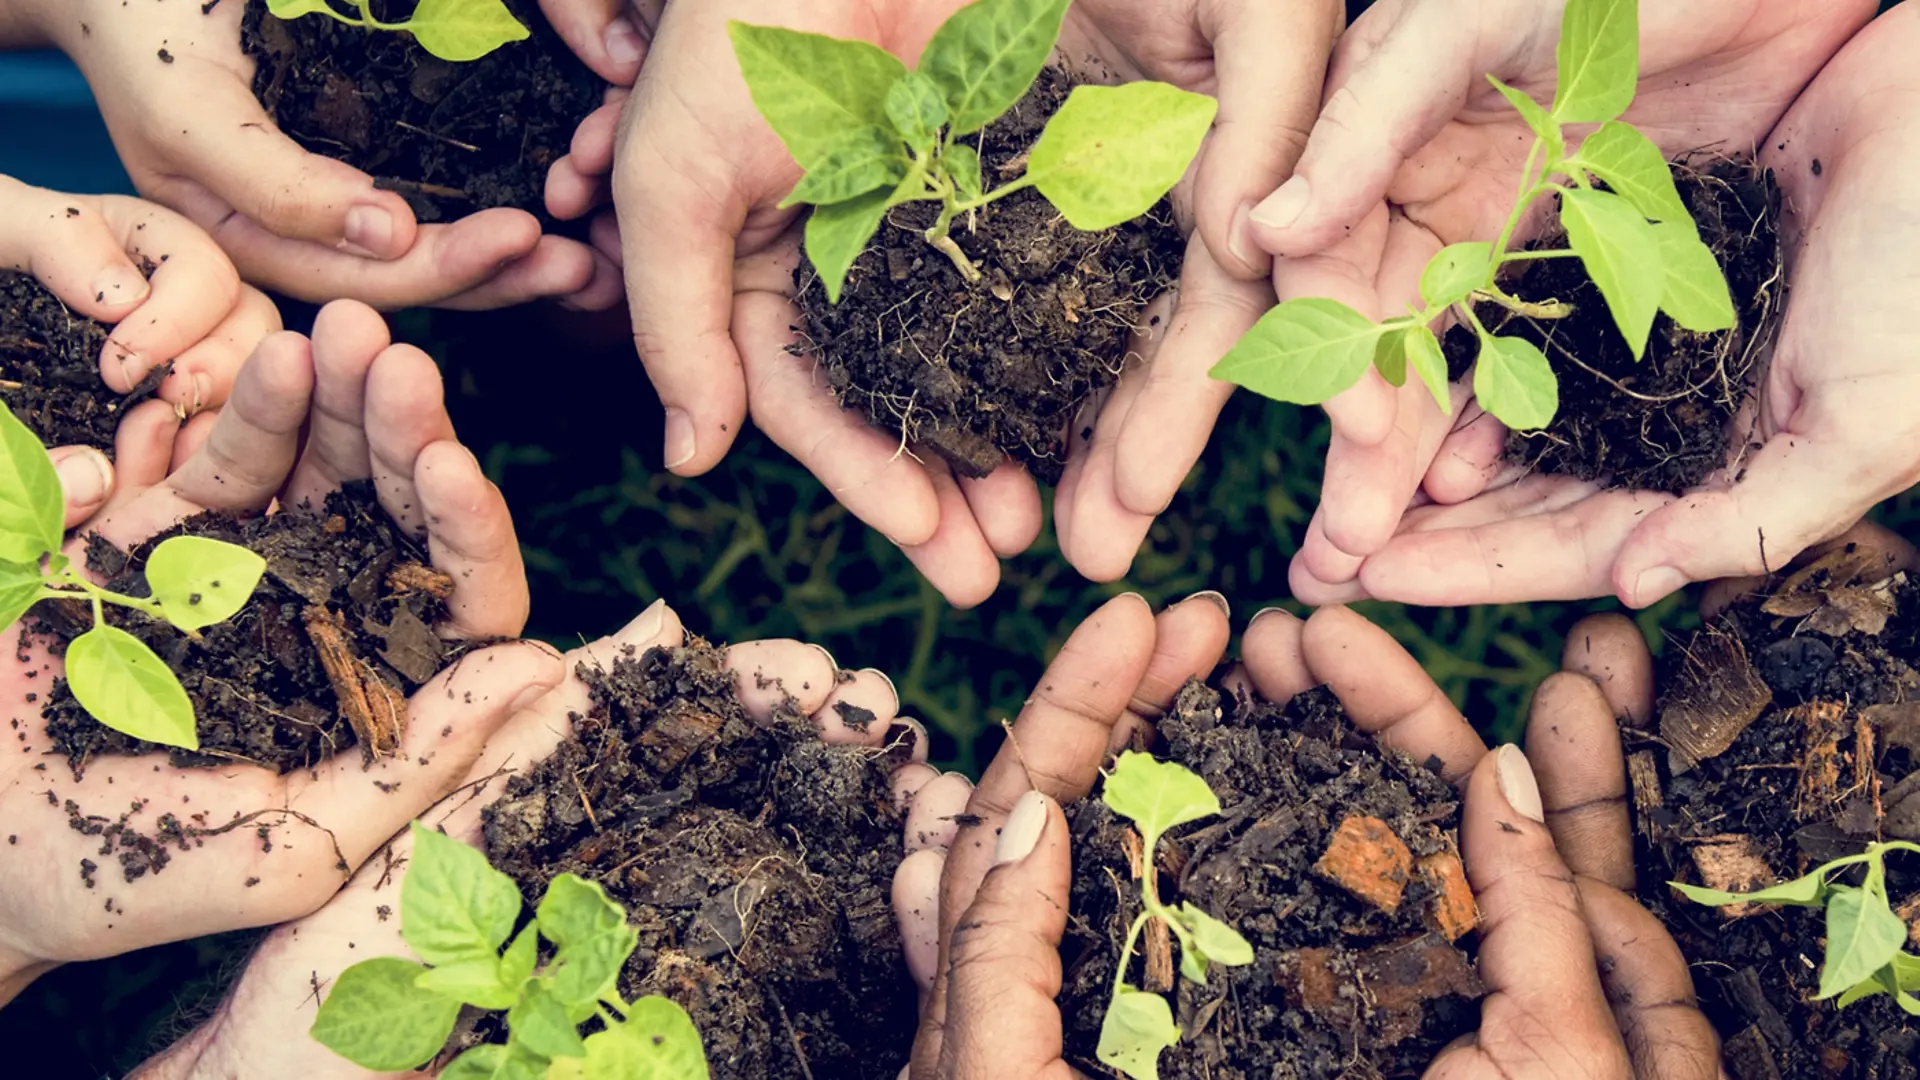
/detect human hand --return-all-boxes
[1265,0,1877,604]
[0,300,555,1007]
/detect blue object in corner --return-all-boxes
[0,50,135,196]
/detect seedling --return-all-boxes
[1212,0,1737,432]
[1096,752,1254,1080]
[728,0,1216,301]
[313,823,711,1079]
[0,401,264,750]
[266,0,529,63]
[1673,841,1920,1016]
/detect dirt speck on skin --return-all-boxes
[0,270,168,457]
[479,639,915,1080]
[795,68,1184,485]
[1060,681,1479,1079]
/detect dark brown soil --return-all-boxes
[0,270,167,457]
[1059,680,1481,1079]
[795,68,1184,485]
[1633,546,1920,1078]
[36,483,469,775]
[1451,158,1785,493]
[479,639,915,1080]
[240,0,601,223]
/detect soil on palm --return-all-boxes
[1058,680,1482,1079]
[1452,158,1785,493]
[37,483,470,775]
[479,639,916,1080]
[0,270,166,457]
[794,68,1184,485]
[240,0,601,223]
[1632,544,1920,1078]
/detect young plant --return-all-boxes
[1096,751,1254,1080]
[727,0,1216,301]
[1212,0,1737,432]
[0,401,264,750]
[1674,841,1920,1016]
[312,823,711,1079]
[266,0,529,63]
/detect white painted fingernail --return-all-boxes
[1494,744,1545,824]
[663,408,696,471]
[617,599,667,644]
[995,789,1052,866]
[1250,175,1310,230]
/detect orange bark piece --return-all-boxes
[1418,851,1477,941]
[1315,815,1413,914]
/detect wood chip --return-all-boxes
[1762,548,1903,636]
[1688,835,1778,918]
[303,605,406,757]
[1628,750,1665,840]
[1661,627,1772,773]
[1143,913,1174,993]
[1315,815,1413,915]
[1863,701,1920,755]
[1417,851,1477,941]
[1896,893,1920,949]
[386,562,455,600]
[1792,701,1851,821]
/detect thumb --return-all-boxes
[935,790,1077,1080]
[0,180,152,322]
[539,0,648,85]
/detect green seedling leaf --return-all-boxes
[507,981,587,1061]
[1406,325,1453,415]
[1670,866,1829,909]
[918,0,1072,136]
[1561,188,1662,358]
[1373,325,1410,387]
[1899,989,1920,1017]
[886,72,949,153]
[414,955,522,1011]
[1473,333,1558,431]
[0,402,63,565]
[1173,901,1254,984]
[266,0,339,18]
[1486,76,1564,163]
[1096,985,1180,1080]
[402,821,523,966]
[66,625,198,749]
[728,23,906,169]
[406,0,529,62]
[779,129,910,209]
[1818,885,1910,1000]
[1211,298,1385,406]
[143,536,266,632]
[538,874,640,1008]
[1836,971,1888,1009]
[1421,242,1493,310]
[1895,950,1920,991]
[582,996,712,1080]
[1573,121,1689,225]
[0,558,41,634]
[1102,751,1221,845]
[440,1043,550,1080]
[310,957,463,1072]
[501,924,538,988]
[1025,83,1218,231]
[1552,0,1638,124]
[1652,220,1736,333]
[946,143,984,202]
[805,189,892,303]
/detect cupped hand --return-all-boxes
[126,600,906,1079]
[1266,0,1875,605]
[0,300,554,1007]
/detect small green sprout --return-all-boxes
[313,823,711,1079]
[1212,0,1737,432]
[727,0,1217,301]
[1096,752,1255,1080]
[1673,840,1920,1016]
[266,0,529,63]
[0,401,264,750]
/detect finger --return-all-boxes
[1579,882,1723,1080]
[813,668,900,746]
[157,285,283,415]
[725,640,837,720]
[1423,404,1509,505]
[93,195,243,391]
[905,773,975,853]
[546,154,612,224]
[898,458,1003,608]
[538,0,647,85]
[957,463,1043,559]
[892,847,946,995]
[104,400,182,501]
[1525,672,1634,891]
[1561,613,1653,727]
[170,410,218,471]
[283,301,391,505]
[431,235,600,313]
[1290,509,1373,603]
[49,447,114,527]
[1241,607,1315,702]
[891,762,939,811]
[1109,591,1234,754]
[1271,203,1398,446]
[365,345,458,532]
[413,441,528,639]
[1301,605,1485,784]
[0,181,152,323]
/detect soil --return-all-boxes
[1058,680,1482,1079]
[479,638,916,1080]
[1451,158,1786,493]
[1633,544,1920,1078]
[240,0,601,223]
[0,270,167,457]
[794,68,1185,485]
[35,483,471,775]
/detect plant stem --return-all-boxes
[1477,287,1574,320]
[1110,909,1152,998]
[922,174,983,284]
[950,175,1035,215]
[1500,249,1579,262]
[39,567,167,620]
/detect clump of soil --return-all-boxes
[1058,680,1482,1079]
[480,639,915,1080]
[795,68,1184,485]
[241,0,601,223]
[0,270,166,456]
[1450,158,1785,493]
[37,483,469,775]
[1633,544,1920,1079]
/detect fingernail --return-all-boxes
[1631,566,1687,607]
[92,264,149,309]
[1250,176,1310,231]
[188,372,211,417]
[111,345,149,390]
[892,718,930,763]
[809,644,840,674]
[1248,606,1292,628]
[1226,202,1260,269]
[1180,590,1231,620]
[995,789,1052,866]
[1115,591,1149,610]
[54,449,112,508]
[663,408,697,471]
[344,203,396,257]
[617,598,668,644]
[862,667,900,708]
[1494,744,1545,824]
[604,15,644,66]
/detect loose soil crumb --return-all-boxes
[795,68,1184,485]
[1636,546,1920,1079]
[1454,158,1785,493]
[479,639,915,1080]
[240,0,601,222]
[36,483,469,775]
[0,270,166,456]
[1059,681,1480,1079]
